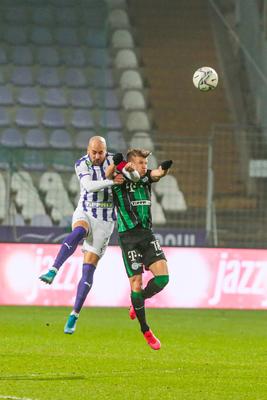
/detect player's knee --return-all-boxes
[154,274,169,289]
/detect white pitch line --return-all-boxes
[0,396,36,400]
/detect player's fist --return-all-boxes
[113,153,124,166]
[160,160,173,170]
[113,173,124,185]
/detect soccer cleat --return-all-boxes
[39,269,57,284]
[64,314,78,334]
[143,330,161,350]
[129,305,136,320]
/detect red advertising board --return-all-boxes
[1,243,267,309]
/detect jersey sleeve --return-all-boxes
[75,157,93,182]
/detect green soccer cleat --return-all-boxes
[64,314,78,334]
[39,269,57,284]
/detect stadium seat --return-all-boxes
[52,151,75,172]
[68,173,80,195]
[129,132,154,152]
[17,87,41,106]
[108,9,130,29]
[126,111,151,132]
[3,213,25,227]
[32,7,55,25]
[0,108,10,127]
[161,191,187,212]
[106,130,127,153]
[93,68,115,88]
[11,171,34,193]
[147,154,158,170]
[120,70,143,90]
[151,191,166,224]
[43,88,68,107]
[84,29,107,48]
[37,47,60,66]
[154,175,180,196]
[21,201,46,221]
[55,8,78,26]
[37,67,61,87]
[95,89,119,109]
[49,129,73,149]
[89,49,112,67]
[99,110,122,129]
[45,188,74,214]
[0,48,7,64]
[4,26,28,45]
[0,86,13,105]
[22,150,46,171]
[59,215,73,227]
[15,108,39,128]
[61,47,86,67]
[25,129,48,148]
[30,27,53,45]
[42,109,66,128]
[111,30,134,49]
[39,171,65,193]
[4,7,29,24]
[55,28,79,46]
[11,66,34,86]
[70,89,93,108]
[30,214,53,227]
[74,130,94,149]
[1,128,24,147]
[122,90,146,110]
[11,46,33,66]
[71,110,94,129]
[64,68,87,88]
[114,49,138,69]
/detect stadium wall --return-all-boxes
[1,243,267,310]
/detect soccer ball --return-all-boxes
[192,66,218,91]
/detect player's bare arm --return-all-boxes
[150,160,173,182]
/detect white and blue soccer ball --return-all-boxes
[192,66,218,91]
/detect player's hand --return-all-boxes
[113,153,124,166]
[124,162,135,172]
[113,173,125,185]
[160,160,173,170]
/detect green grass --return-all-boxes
[1,307,267,400]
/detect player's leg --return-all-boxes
[64,218,114,334]
[64,251,99,334]
[39,217,88,284]
[142,259,169,300]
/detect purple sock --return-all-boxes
[53,226,86,270]
[74,263,96,313]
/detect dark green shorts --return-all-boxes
[118,226,166,277]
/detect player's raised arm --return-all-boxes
[150,160,173,182]
[106,153,140,183]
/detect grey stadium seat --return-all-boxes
[15,108,39,128]
[1,128,24,147]
[42,109,66,128]
[11,67,34,86]
[71,110,94,129]
[17,87,41,106]
[99,110,122,130]
[120,70,143,90]
[49,129,72,149]
[37,67,61,87]
[11,46,33,66]
[37,47,60,66]
[30,27,53,45]
[111,29,134,49]
[43,88,68,107]
[64,68,87,88]
[0,86,13,105]
[70,89,93,108]
[61,47,86,67]
[25,129,48,148]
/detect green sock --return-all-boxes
[131,290,149,333]
[142,275,169,299]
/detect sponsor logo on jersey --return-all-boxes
[85,159,92,169]
[131,200,151,206]
[132,262,142,270]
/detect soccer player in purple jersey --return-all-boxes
[39,136,126,334]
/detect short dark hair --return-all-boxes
[126,148,151,161]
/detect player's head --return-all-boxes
[87,136,107,166]
[126,148,151,177]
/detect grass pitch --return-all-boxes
[1,306,267,400]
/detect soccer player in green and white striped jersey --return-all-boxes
[106,149,173,350]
